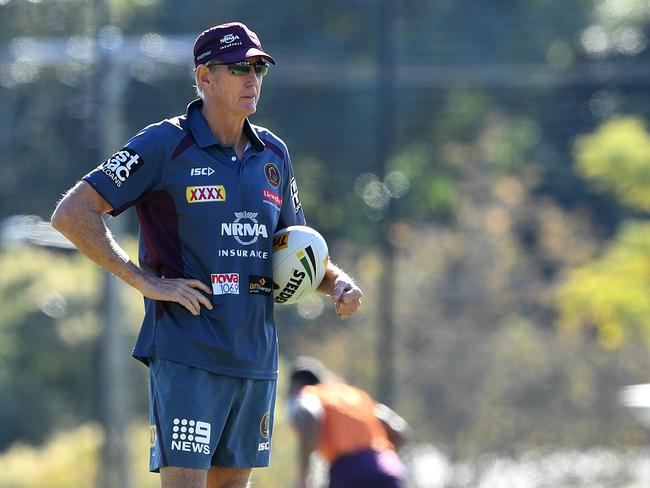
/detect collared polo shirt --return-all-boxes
[83,99,305,379]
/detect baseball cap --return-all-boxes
[193,22,277,67]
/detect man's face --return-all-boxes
[202,56,266,117]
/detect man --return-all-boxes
[287,357,411,488]
[51,22,362,488]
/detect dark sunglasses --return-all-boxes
[208,61,270,77]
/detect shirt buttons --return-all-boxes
[231,156,237,162]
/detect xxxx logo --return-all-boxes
[186,185,226,203]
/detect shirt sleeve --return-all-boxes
[82,124,167,216]
[277,149,306,230]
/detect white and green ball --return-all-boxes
[272,225,329,305]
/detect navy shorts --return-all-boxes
[148,357,276,472]
[329,449,406,488]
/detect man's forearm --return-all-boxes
[52,185,214,316]
[51,197,150,293]
[317,261,354,295]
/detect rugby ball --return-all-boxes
[272,225,329,305]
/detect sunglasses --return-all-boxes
[208,61,270,77]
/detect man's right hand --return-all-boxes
[138,275,213,316]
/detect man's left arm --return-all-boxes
[317,262,363,319]
[277,146,362,319]
[375,403,412,451]
[287,393,323,488]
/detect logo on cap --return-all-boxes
[220,34,240,44]
[196,50,212,61]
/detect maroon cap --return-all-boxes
[193,22,276,67]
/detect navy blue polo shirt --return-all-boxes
[83,99,305,379]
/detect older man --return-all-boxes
[51,22,362,488]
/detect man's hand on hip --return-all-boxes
[139,275,213,316]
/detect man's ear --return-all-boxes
[195,65,213,91]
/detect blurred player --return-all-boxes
[51,21,362,488]
[287,357,411,488]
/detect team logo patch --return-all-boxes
[101,147,143,188]
[186,185,226,203]
[221,211,268,246]
[249,275,272,295]
[262,189,283,208]
[211,273,239,295]
[257,410,271,452]
[290,177,302,213]
[171,418,211,455]
[264,163,281,188]
[150,425,157,448]
[260,411,270,439]
[272,232,289,251]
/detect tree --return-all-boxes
[574,117,650,212]
[557,116,650,349]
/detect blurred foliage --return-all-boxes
[557,221,650,349]
[388,143,458,221]
[0,425,102,488]
[574,117,650,212]
[0,246,100,450]
[558,117,650,350]
[0,242,147,452]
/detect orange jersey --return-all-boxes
[302,383,393,463]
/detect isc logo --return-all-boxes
[211,273,239,295]
[190,167,215,176]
